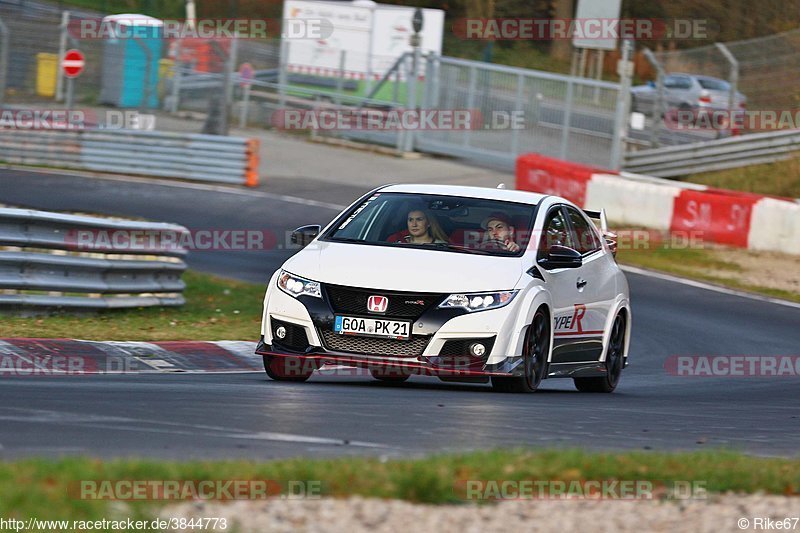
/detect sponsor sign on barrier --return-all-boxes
[669,189,760,248]
[515,154,601,206]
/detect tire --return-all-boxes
[574,314,626,393]
[263,354,313,382]
[370,369,410,383]
[491,309,549,393]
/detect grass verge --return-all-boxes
[1,450,798,521]
[683,157,800,199]
[1,271,264,341]
[615,237,800,303]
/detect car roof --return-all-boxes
[377,184,548,205]
[667,72,727,83]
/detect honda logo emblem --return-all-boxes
[367,295,388,313]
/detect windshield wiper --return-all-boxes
[330,237,368,244]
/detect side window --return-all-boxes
[565,207,601,255]
[539,208,573,256]
[664,75,691,89]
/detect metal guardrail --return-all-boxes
[622,129,800,177]
[0,207,189,310]
[0,129,259,186]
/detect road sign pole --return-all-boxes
[239,83,250,128]
[65,77,74,111]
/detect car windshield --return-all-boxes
[323,192,537,256]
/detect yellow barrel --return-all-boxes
[36,53,58,97]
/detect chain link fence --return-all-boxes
[636,27,800,148]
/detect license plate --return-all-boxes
[334,315,410,340]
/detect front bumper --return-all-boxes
[255,337,524,377]
[259,280,526,377]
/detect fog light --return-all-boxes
[470,343,486,357]
[275,326,287,339]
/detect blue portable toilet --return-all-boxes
[99,14,163,108]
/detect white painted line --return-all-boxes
[620,264,800,310]
[4,166,348,212]
[232,431,386,448]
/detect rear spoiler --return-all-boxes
[582,208,608,234]
[583,208,617,257]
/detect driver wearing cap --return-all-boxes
[481,212,521,253]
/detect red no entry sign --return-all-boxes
[62,49,85,78]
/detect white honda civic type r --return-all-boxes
[256,184,631,393]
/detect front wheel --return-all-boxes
[263,355,313,382]
[574,314,626,393]
[491,309,549,393]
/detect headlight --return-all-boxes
[277,270,321,299]
[439,290,518,312]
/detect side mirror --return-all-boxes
[290,224,321,247]
[538,245,583,270]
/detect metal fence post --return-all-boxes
[559,78,574,160]
[335,49,346,105]
[643,48,665,149]
[610,39,633,170]
[220,36,238,136]
[55,10,70,102]
[510,72,524,156]
[715,42,739,135]
[168,38,182,113]
[397,55,410,152]
[429,53,441,109]
[278,39,289,109]
[0,17,8,110]
[403,45,421,153]
[463,64,477,148]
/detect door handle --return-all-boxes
[576,278,587,290]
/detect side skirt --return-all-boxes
[547,361,607,379]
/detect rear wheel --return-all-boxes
[491,309,549,393]
[574,314,626,393]
[263,355,313,382]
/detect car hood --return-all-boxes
[282,240,525,293]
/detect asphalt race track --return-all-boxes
[1,169,799,459]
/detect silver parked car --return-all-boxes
[631,73,747,115]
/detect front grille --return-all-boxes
[320,330,431,357]
[324,285,442,319]
[438,337,496,357]
[271,318,310,351]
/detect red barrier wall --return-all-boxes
[515,154,601,206]
[670,189,761,248]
